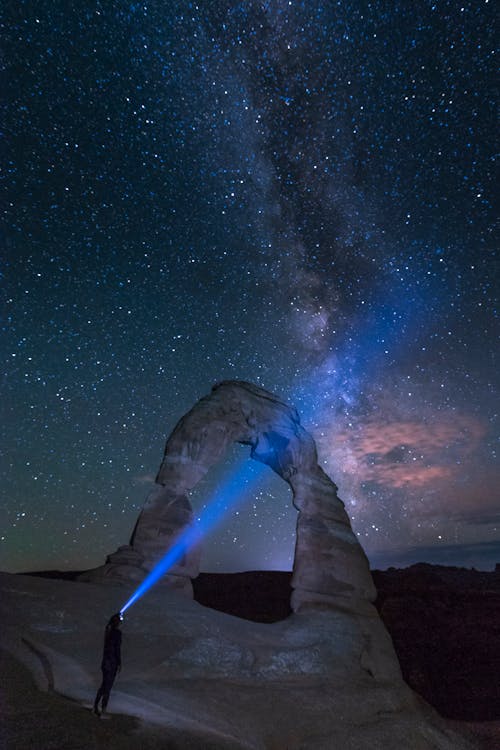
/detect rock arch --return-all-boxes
[81,380,376,613]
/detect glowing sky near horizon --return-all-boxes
[1,0,498,574]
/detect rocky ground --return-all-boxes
[3,644,497,750]
[2,564,499,749]
[0,647,235,750]
[2,644,498,750]
[193,564,500,723]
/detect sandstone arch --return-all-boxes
[81,380,376,614]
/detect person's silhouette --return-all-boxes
[93,613,122,716]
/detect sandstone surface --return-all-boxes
[0,572,477,749]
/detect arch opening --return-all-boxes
[187,442,296,622]
[187,442,296,574]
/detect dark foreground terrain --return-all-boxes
[372,564,500,722]
[24,563,500,724]
[0,648,233,750]
[192,564,500,723]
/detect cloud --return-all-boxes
[318,413,487,490]
[429,471,500,526]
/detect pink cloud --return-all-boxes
[319,413,487,490]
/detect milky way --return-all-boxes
[2,1,497,573]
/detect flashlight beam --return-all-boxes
[120,459,267,615]
[120,523,202,614]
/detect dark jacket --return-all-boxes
[101,627,122,669]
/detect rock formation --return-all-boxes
[80,380,376,615]
[2,382,479,748]
[0,572,477,749]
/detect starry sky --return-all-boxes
[2,0,498,575]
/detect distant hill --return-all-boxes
[371,563,500,721]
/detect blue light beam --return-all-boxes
[120,458,267,614]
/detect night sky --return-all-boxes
[2,1,498,576]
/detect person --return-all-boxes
[93,613,122,716]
